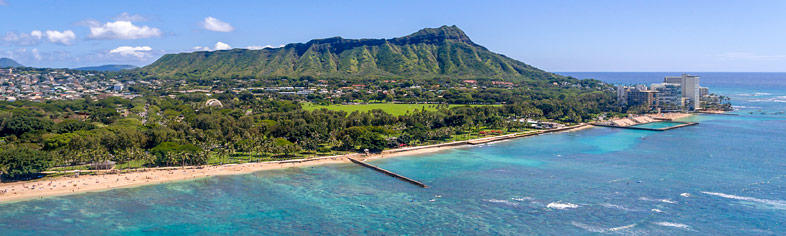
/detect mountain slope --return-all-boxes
[0,58,23,68]
[74,64,138,72]
[141,25,559,80]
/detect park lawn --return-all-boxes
[302,103,499,116]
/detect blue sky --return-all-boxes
[1,0,784,71]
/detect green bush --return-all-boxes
[0,147,51,179]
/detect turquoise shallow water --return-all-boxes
[2,73,786,235]
[630,121,684,129]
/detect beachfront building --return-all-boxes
[616,86,629,106]
[627,90,658,108]
[616,74,704,111]
[651,83,684,111]
[699,87,709,97]
[664,74,700,110]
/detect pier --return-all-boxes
[347,157,428,188]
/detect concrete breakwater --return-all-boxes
[592,121,698,131]
[348,157,428,188]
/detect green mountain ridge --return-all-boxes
[141,25,560,81]
[0,58,24,68]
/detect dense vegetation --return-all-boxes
[138,26,560,81]
[0,25,624,181]
[0,89,616,180]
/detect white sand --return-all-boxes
[0,124,590,203]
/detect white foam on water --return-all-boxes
[639,196,677,204]
[749,96,786,103]
[547,202,579,209]
[732,105,762,109]
[608,223,637,232]
[701,191,786,209]
[571,221,606,233]
[738,92,773,97]
[680,193,691,197]
[511,197,533,202]
[653,221,692,230]
[651,208,663,213]
[601,203,634,211]
[571,221,637,233]
[485,199,519,206]
[661,199,678,204]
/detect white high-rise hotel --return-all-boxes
[617,74,706,111]
[663,74,700,110]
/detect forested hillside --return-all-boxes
[140,26,560,81]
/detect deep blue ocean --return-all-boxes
[1,73,785,235]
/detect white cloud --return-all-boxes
[115,12,147,21]
[194,42,233,51]
[88,20,161,40]
[109,46,153,59]
[4,30,78,46]
[44,30,76,45]
[1,46,164,68]
[246,45,284,50]
[214,41,231,50]
[2,30,44,46]
[31,48,41,60]
[192,46,211,51]
[30,30,43,39]
[0,48,70,64]
[201,17,235,32]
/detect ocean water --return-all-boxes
[560,72,786,117]
[629,121,684,129]
[2,73,786,235]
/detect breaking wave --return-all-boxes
[511,197,533,202]
[547,202,578,209]
[653,221,692,230]
[601,203,635,211]
[749,96,786,103]
[639,196,678,204]
[571,221,636,233]
[701,191,786,209]
[484,199,519,206]
[738,92,773,97]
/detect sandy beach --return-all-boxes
[0,124,589,203]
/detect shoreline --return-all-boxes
[0,124,590,203]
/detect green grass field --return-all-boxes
[302,103,497,116]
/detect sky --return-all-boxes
[0,0,784,71]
